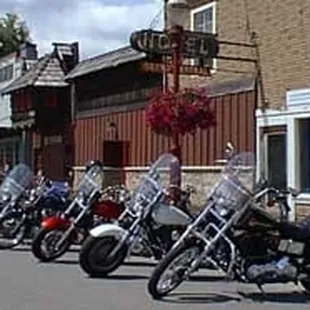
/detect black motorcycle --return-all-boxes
[147,152,310,299]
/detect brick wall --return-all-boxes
[178,0,310,110]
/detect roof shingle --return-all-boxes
[65,46,145,80]
[1,53,68,94]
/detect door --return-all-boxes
[103,141,130,167]
[42,142,66,181]
[102,141,130,185]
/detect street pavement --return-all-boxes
[0,245,309,310]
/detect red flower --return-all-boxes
[146,88,216,137]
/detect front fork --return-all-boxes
[172,201,245,278]
[55,199,91,250]
[107,217,141,258]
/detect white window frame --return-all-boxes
[256,106,310,221]
[190,1,217,72]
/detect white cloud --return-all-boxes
[0,0,163,59]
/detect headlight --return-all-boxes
[0,193,10,202]
[214,203,229,217]
[29,189,37,202]
[130,202,143,215]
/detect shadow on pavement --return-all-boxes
[188,275,226,282]
[88,274,148,281]
[159,292,241,304]
[52,259,78,265]
[123,261,157,268]
[67,248,80,253]
[152,289,309,304]
[11,247,31,252]
[238,291,310,304]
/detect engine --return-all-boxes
[246,258,298,284]
[233,232,298,284]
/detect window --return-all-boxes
[190,2,216,69]
[0,64,14,82]
[299,118,310,193]
[265,133,287,189]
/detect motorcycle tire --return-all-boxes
[79,235,128,278]
[0,213,26,249]
[31,227,72,262]
[148,239,203,300]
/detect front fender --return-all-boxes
[89,223,126,240]
[41,216,70,230]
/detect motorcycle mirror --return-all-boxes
[225,141,234,152]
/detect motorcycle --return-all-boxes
[78,153,194,278]
[0,163,34,248]
[31,160,128,262]
[0,176,70,249]
[147,151,310,299]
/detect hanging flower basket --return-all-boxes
[146,88,216,137]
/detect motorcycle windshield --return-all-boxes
[131,153,179,215]
[0,163,33,201]
[76,165,102,198]
[224,152,255,192]
[207,152,255,212]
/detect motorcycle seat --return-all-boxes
[280,216,310,241]
[246,206,310,241]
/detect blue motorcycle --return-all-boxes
[0,167,70,249]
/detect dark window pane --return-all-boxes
[299,119,310,192]
[193,7,213,33]
[203,8,213,32]
[0,64,13,82]
[267,133,287,189]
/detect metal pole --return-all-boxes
[163,0,169,92]
[168,25,183,189]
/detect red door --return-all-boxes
[42,143,66,181]
[102,141,130,184]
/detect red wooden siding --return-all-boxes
[74,90,256,166]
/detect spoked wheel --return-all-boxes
[79,236,128,278]
[148,240,203,299]
[0,213,26,249]
[31,227,72,262]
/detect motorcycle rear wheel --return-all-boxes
[31,227,72,262]
[148,239,203,299]
[79,235,128,278]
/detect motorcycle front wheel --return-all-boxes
[0,212,26,249]
[148,239,203,299]
[31,227,72,262]
[79,235,128,278]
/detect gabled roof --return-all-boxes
[1,52,68,94]
[65,46,145,80]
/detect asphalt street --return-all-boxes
[0,245,308,310]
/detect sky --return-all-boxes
[0,0,163,59]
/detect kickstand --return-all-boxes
[257,283,266,296]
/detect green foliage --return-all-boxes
[0,13,30,58]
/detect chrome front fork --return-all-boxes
[107,217,140,258]
[55,198,90,250]
[173,201,249,277]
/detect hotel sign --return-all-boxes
[130,29,219,59]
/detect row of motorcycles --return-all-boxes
[0,142,310,301]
